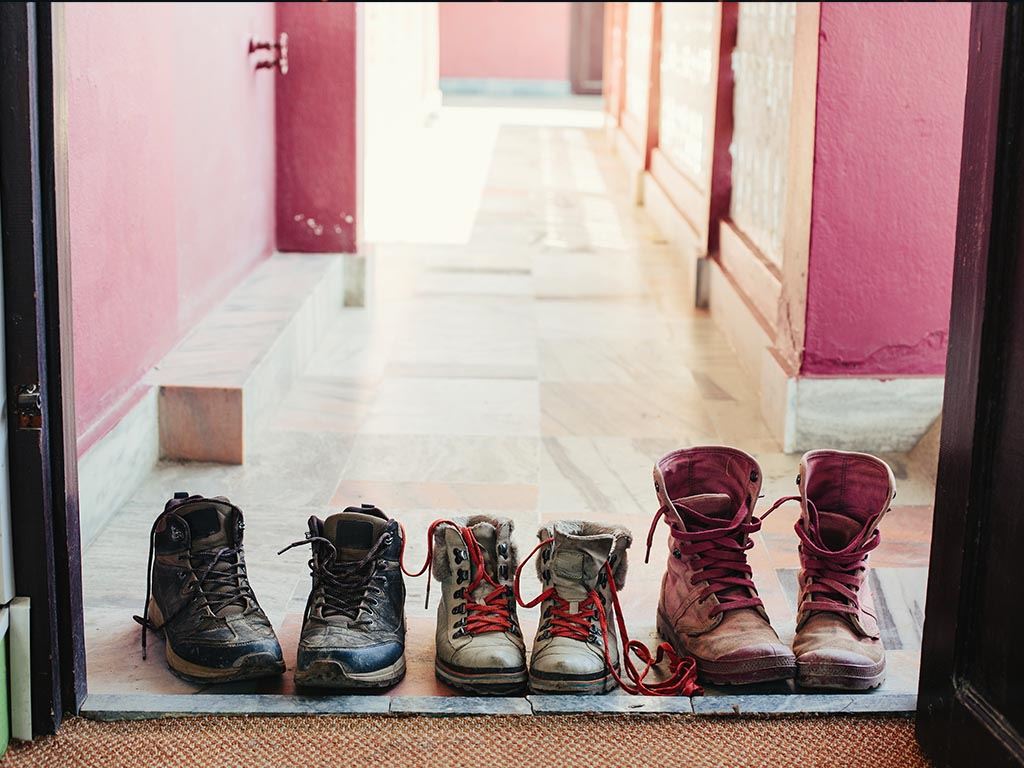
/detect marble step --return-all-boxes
[150,253,346,464]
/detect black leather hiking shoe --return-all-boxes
[134,493,285,683]
[279,504,407,689]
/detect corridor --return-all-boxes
[83,98,934,710]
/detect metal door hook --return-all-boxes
[249,33,288,75]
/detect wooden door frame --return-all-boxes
[0,2,85,735]
[916,3,1023,764]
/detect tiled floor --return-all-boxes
[82,97,936,712]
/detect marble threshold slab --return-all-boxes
[80,692,916,721]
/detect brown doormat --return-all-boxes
[2,714,928,768]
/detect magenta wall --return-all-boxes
[801,3,970,377]
[439,2,571,80]
[66,3,276,451]
[276,3,359,253]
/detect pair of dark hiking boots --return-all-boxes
[135,495,406,688]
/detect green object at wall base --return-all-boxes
[0,634,9,756]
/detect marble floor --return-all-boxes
[82,97,937,713]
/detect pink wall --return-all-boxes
[66,3,276,451]
[276,3,359,253]
[439,2,571,81]
[802,3,970,376]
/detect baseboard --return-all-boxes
[439,78,571,97]
[642,171,706,306]
[709,258,943,453]
[611,126,645,205]
[761,353,944,453]
[708,259,774,384]
[78,387,159,547]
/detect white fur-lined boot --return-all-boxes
[429,516,527,695]
[520,521,632,694]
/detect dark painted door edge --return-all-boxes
[916,3,1024,766]
[0,3,86,735]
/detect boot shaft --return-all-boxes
[532,521,631,661]
[149,494,255,621]
[794,450,895,636]
[651,447,770,633]
[432,516,524,664]
[302,505,405,629]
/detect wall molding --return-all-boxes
[438,78,571,97]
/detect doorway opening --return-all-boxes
[2,2,987,744]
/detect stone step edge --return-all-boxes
[156,254,345,464]
[79,691,917,720]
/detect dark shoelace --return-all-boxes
[645,498,767,617]
[132,518,256,660]
[762,495,880,616]
[401,519,515,636]
[278,533,392,624]
[514,537,701,697]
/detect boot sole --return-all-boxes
[165,643,285,684]
[657,611,796,686]
[528,665,620,695]
[150,600,285,684]
[434,658,528,695]
[797,658,886,691]
[294,656,406,690]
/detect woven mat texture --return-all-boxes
[2,714,930,768]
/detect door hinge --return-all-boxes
[15,384,42,429]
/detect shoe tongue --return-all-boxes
[676,493,735,523]
[468,522,498,577]
[323,506,390,560]
[176,499,239,550]
[550,532,612,601]
[174,499,245,617]
[676,493,752,605]
[812,510,865,551]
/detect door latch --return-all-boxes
[15,384,42,429]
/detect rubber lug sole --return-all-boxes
[164,642,285,685]
[657,612,796,686]
[796,658,886,691]
[434,658,528,696]
[294,655,407,690]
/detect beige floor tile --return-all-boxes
[83,98,933,702]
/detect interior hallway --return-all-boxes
[83,97,934,708]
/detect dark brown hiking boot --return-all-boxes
[279,504,407,689]
[134,493,285,683]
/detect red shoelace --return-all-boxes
[514,537,701,697]
[401,520,514,635]
[762,496,879,617]
[645,499,767,617]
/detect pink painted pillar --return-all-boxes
[802,3,970,377]
[275,2,360,253]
